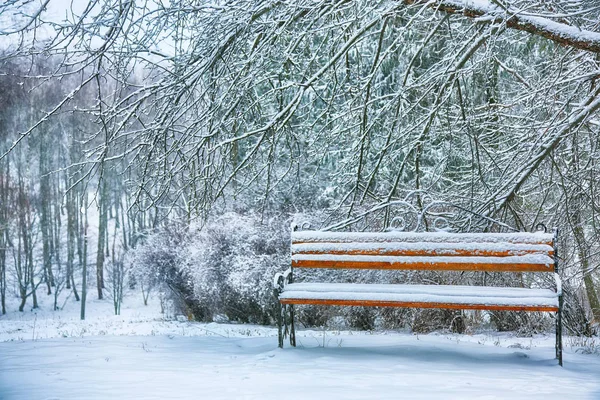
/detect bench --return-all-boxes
[273,228,563,365]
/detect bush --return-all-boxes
[127,224,210,320]
[128,213,290,323]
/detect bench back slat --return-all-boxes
[292,242,553,257]
[292,231,553,245]
[291,231,555,272]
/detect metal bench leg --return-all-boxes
[277,301,284,348]
[289,304,296,347]
[274,286,284,348]
[556,294,563,366]
[283,305,289,339]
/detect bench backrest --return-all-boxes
[291,231,555,272]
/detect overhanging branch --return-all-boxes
[405,0,600,54]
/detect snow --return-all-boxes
[282,282,558,299]
[3,333,600,400]
[290,231,555,271]
[0,333,597,400]
[1,291,599,399]
[293,231,554,244]
[280,283,559,308]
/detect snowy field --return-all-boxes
[1,293,600,400]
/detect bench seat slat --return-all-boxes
[279,298,558,312]
[292,254,554,272]
[279,283,558,311]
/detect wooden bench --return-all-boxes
[273,228,563,365]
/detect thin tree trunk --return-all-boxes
[0,162,7,315]
[66,178,80,300]
[40,136,54,294]
[81,192,88,320]
[16,198,26,312]
[0,228,5,314]
[53,168,63,310]
[96,176,108,300]
[0,242,5,314]
[27,211,38,309]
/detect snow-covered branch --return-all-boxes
[405,0,600,53]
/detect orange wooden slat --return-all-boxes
[279,298,558,312]
[292,259,554,272]
[293,248,554,258]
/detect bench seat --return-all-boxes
[279,282,559,311]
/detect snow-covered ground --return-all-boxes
[1,291,600,400]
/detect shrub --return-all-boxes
[128,213,290,323]
[127,224,209,320]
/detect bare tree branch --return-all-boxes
[405,0,600,53]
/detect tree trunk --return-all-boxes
[0,162,7,315]
[40,136,54,295]
[16,206,25,312]
[0,232,5,314]
[96,176,108,300]
[80,192,88,320]
[52,167,63,310]
[66,178,80,300]
[27,211,38,310]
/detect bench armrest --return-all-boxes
[554,273,562,297]
[273,273,284,291]
[273,268,293,293]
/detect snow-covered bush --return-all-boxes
[127,224,209,321]
[128,213,289,323]
[184,213,289,323]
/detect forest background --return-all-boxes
[0,0,599,337]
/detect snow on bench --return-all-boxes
[291,231,554,245]
[291,231,555,271]
[274,228,563,365]
[279,283,559,311]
